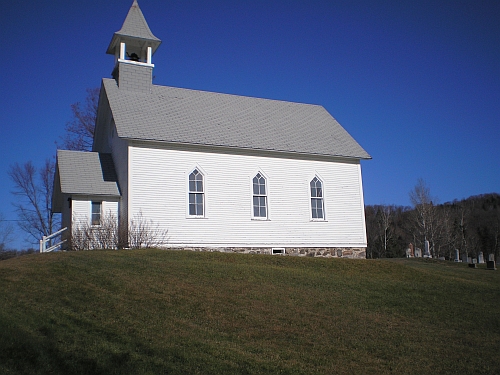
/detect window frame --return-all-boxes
[252,172,268,220]
[310,176,326,221]
[188,168,205,217]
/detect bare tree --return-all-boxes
[455,203,470,254]
[434,206,454,258]
[376,205,394,258]
[0,213,14,251]
[70,214,119,251]
[69,212,168,250]
[8,159,58,243]
[128,212,169,249]
[60,87,99,151]
[409,178,439,256]
[364,205,378,258]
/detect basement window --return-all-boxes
[272,248,285,255]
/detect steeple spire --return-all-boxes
[106,0,162,93]
[106,0,161,57]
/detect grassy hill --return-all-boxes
[0,250,499,374]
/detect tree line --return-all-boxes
[366,180,500,260]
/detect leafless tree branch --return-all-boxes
[60,87,99,151]
[0,213,14,251]
[8,160,58,243]
[69,212,168,250]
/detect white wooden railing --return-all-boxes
[39,227,68,253]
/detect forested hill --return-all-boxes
[365,192,500,259]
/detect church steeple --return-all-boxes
[106,0,162,93]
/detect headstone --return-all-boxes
[478,252,484,264]
[488,254,495,262]
[409,243,414,257]
[454,249,460,262]
[462,252,468,263]
[467,257,472,263]
[472,258,477,264]
[469,263,477,268]
[406,248,412,258]
[424,240,431,258]
[414,248,422,258]
[438,257,446,261]
[486,261,497,270]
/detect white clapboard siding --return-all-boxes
[72,199,91,225]
[111,121,129,225]
[71,199,119,225]
[128,145,367,248]
[103,201,119,220]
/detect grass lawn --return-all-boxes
[0,250,499,374]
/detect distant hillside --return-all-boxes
[366,192,500,259]
[1,250,499,374]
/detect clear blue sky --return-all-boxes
[1,0,499,248]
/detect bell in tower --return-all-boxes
[106,0,162,93]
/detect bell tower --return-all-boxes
[106,0,161,93]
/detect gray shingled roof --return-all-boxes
[103,79,371,159]
[56,150,120,197]
[106,0,161,55]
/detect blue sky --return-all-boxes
[1,0,499,248]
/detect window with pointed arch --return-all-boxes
[310,177,325,219]
[189,169,204,216]
[252,172,267,218]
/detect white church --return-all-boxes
[52,0,371,258]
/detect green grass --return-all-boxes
[0,250,499,374]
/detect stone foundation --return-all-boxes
[169,247,366,259]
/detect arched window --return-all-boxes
[253,173,267,218]
[310,177,324,219]
[189,169,204,216]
